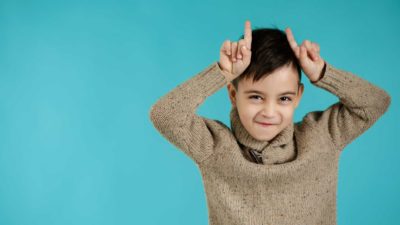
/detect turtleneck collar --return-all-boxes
[229,106,294,152]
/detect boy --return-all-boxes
[149,20,391,225]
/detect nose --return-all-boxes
[260,102,276,118]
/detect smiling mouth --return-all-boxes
[256,122,275,126]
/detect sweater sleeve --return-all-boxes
[303,62,392,151]
[149,62,228,164]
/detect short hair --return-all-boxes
[231,25,302,90]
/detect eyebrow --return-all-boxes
[243,90,297,96]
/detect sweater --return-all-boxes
[149,61,391,225]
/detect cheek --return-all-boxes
[281,106,295,118]
[239,108,256,122]
[245,104,261,114]
[237,106,258,123]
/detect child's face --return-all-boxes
[227,64,304,141]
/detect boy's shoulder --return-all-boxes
[294,103,339,134]
[202,116,231,132]
[297,102,341,126]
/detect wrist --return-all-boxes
[217,62,234,83]
[311,61,326,84]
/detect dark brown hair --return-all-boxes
[231,26,302,90]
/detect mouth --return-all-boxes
[256,122,275,127]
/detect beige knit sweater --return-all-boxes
[149,61,391,225]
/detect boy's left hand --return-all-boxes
[285,27,326,83]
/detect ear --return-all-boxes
[227,83,237,107]
[294,83,304,108]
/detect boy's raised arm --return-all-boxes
[304,63,391,151]
[149,62,228,164]
[285,27,391,151]
[149,21,252,164]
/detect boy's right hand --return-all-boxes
[218,20,252,83]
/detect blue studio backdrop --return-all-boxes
[0,0,399,225]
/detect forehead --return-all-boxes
[238,65,299,95]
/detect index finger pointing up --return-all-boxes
[244,20,252,49]
[285,27,299,57]
[285,27,298,48]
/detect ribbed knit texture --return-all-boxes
[149,61,391,225]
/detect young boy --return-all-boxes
[149,20,391,225]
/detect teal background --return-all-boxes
[0,0,398,224]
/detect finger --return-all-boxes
[304,40,320,61]
[231,42,238,62]
[244,20,252,50]
[308,41,318,53]
[241,45,251,65]
[241,45,250,57]
[221,40,231,56]
[299,45,308,63]
[303,40,316,60]
[237,39,246,59]
[285,27,298,51]
[219,41,232,65]
[310,49,319,61]
[311,42,320,53]
[303,40,313,52]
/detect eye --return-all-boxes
[249,95,263,100]
[280,96,292,102]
